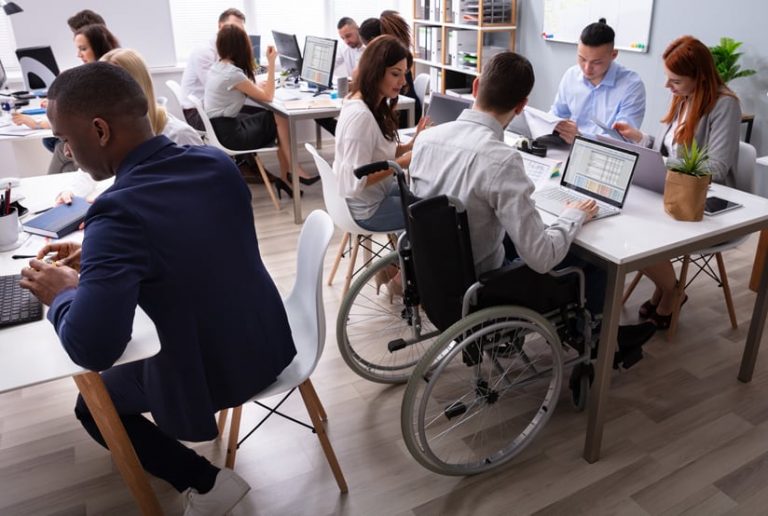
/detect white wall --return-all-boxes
[517,0,768,156]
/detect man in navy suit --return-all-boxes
[20,62,295,515]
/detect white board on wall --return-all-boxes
[9,0,176,71]
[542,0,654,53]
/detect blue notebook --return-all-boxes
[22,197,90,238]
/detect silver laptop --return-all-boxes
[533,136,639,220]
[403,92,473,136]
[596,135,666,193]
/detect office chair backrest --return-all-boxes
[407,195,477,331]
[413,73,430,108]
[187,94,231,152]
[735,141,757,194]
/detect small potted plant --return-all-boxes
[663,139,711,221]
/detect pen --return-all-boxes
[32,206,53,215]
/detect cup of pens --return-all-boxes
[0,188,20,251]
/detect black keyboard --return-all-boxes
[0,274,43,328]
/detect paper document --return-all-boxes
[0,124,40,137]
[283,98,339,110]
[523,107,565,139]
[521,153,562,189]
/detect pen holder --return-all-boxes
[0,207,21,251]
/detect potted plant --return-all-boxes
[709,37,757,84]
[663,139,711,221]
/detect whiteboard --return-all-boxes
[9,0,176,71]
[542,0,654,53]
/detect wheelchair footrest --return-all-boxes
[388,339,407,352]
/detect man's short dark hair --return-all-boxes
[476,52,534,114]
[48,62,148,121]
[218,8,245,24]
[580,18,615,47]
[359,18,381,45]
[67,9,105,32]
[337,17,356,30]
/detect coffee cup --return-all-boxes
[0,207,20,250]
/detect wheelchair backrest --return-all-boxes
[407,195,477,332]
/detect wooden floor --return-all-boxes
[2,146,768,515]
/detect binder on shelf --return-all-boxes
[22,196,90,239]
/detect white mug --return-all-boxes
[337,76,349,98]
[0,207,20,250]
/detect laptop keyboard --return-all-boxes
[535,188,619,217]
[0,274,43,328]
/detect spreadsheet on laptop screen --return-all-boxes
[563,138,638,203]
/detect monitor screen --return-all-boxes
[0,58,6,90]
[248,34,261,65]
[300,36,337,90]
[272,31,302,75]
[562,136,638,205]
[15,46,60,91]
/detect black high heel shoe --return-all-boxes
[273,178,303,199]
[287,172,321,186]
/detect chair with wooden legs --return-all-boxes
[305,143,396,294]
[217,210,348,493]
[622,142,757,336]
[187,94,282,212]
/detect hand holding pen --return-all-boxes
[35,241,83,271]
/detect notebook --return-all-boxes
[596,135,666,194]
[402,92,474,136]
[532,136,639,220]
[22,196,90,238]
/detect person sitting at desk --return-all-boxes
[336,16,365,79]
[410,51,656,360]
[549,19,645,144]
[614,35,741,328]
[334,35,427,233]
[19,62,296,514]
[205,24,309,198]
[56,48,204,204]
[67,9,105,32]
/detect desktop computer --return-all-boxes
[272,31,302,77]
[15,46,60,92]
[248,34,261,65]
[300,36,337,95]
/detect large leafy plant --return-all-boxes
[709,37,757,83]
[668,140,711,177]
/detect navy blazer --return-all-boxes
[48,136,296,441]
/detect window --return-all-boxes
[168,0,245,63]
[251,1,327,51]
[329,0,412,32]
[0,14,18,74]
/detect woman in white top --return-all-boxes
[334,35,426,231]
[614,35,741,329]
[57,48,204,203]
[204,24,300,197]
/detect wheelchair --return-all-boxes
[338,160,598,475]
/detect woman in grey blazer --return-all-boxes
[615,35,742,328]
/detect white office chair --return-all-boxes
[413,73,430,114]
[305,143,396,294]
[186,94,281,211]
[623,142,757,335]
[165,80,206,140]
[218,210,348,493]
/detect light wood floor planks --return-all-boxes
[2,145,768,515]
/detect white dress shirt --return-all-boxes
[180,39,217,109]
[334,44,364,78]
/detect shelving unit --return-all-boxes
[412,0,517,94]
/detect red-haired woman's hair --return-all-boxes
[661,35,736,146]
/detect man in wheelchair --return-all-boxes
[409,51,656,368]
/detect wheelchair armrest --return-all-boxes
[548,266,586,308]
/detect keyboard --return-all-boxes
[274,88,300,102]
[0,274,43,328]
[533,187,620,220]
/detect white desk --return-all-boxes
[254,91,416,223]
[1,173,163,514]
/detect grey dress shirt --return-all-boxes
[410,109,587,275]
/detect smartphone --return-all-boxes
[704,196,742,216]
[591,119,629,142]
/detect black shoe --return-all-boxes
[287,172,321,186]
[612,322,656,369]
[273,178,303,199]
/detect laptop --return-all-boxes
[532,136,639,220]
[402,92,473,136]
[596,135,666,194]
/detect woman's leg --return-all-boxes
[642,260,678,315]
[274,114,290,180]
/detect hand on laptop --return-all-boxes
[612,122,642,144]
[566,199,599,222]
[554,120,578,144]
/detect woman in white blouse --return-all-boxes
[333,35,427,232]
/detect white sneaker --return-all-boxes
[183,468,251,516]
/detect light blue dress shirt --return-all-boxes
[550,61,646,137]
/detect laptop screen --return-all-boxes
[426,92,473,126]
[561,136,639,208]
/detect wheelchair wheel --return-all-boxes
[401,306,564,475]
[569,363,593,413]
[337,251,439,383]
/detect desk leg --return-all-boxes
[583,264,625,463]
[289,118,302,224]
[749,230,768,292]
[408,105,415,127]
[739,241,768,382]
[316,123,323,150]
[73,372,162,516]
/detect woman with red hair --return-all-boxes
[615,35,742,328]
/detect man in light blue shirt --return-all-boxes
[550,19,646,144]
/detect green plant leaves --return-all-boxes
[709,37,757,83]
[668,139,712,177]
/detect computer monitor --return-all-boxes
[272,31,302,76]
[248,34,261,65]
[300,36,337,93]
[15,46,60,92]
[0,58,7,90]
